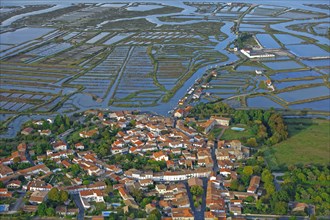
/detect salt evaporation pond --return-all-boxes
[275,78,324,90]
[247,96,283,109]
[271,70,321,80]
[0,27,54,45]
[126,4,163,11]
[86,32,110,44]
[263,60,303,70]
[301,59,330,68]
[289,99,330,111]
[100,3,126,7]
[286,44,329,58]
[0,44,12,51]
[276,86,330,102]
[274,34,304,45]
[236,66,265,71]
[256,34,281,48]
[103,33,133,45]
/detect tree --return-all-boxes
[247,138,258,147]
[148,209,161,220]
[60,190,69,203]
[37,203,47,216]
[46,207,55,216]
[243,166,253,176]
[274,201,287,215]
[132,188,143,203]
[48,188,60,202]
[230,179,239,191]
[190,185,203,196]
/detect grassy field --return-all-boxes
[264,118,330,170]
[221,125,254,141]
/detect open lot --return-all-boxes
[265,118,330,170]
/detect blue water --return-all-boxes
[289,98,330,111]
[256,34,281,49]
[247,96,284,109]
[276,86,330,102]
[271,70,321,80]
[263,60,303,70]
[286,44,329,58]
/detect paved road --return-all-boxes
[10,192,26,212]
[194,177,208,220]
[72,194,84,220]
[183,181,196,214]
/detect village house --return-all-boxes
[0,188,12,198]
[0,164,13,178]
[247,176,261,194]
[6,180,21,189]
[152,151,169,161]
[79,128,99,138]
[52,141,67,151]
[171,208,194,220]
[79,189,104,209]
[21,127,34,135]
[27,180,52,191]
[29,190,48,205]
[39,129,51,136]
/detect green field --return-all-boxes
[265,118,330,170]
[221,125,254,141]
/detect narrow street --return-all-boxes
[193,177,208,220]
[10,192,26,212]
[72,194,84,220]
[183,181,196,214]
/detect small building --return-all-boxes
[21,127,34,135]
[29,191,48,205]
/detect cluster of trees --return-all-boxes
[190,185,203,207]
[67,126,119,158]
[234,33,253,49]
[188,102,288,146]
[111,154,166,172]
[281,165,330,216]
[240,165,329,216]
[37,188,69,217]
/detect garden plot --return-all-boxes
[275,86,330,103]
[70,46,131,99]
[113,46,161,106]
[270,70,322,80]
